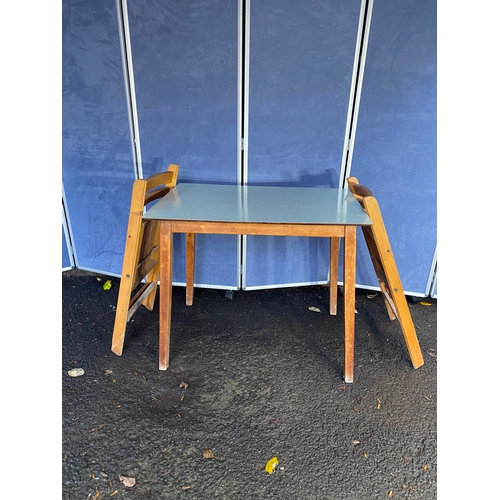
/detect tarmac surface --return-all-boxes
[62,270,437,499]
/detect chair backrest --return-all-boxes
[347,177,374,201]
[347,176,391,269]
[347,175,398,312]
[129,164,179,289]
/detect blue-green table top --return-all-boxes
[144,183,372,226]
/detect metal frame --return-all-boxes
[241,0,251,289]
[340,0,374,187]
[116,0,143,181]
[427,246,437,298]
[62,182,76,270]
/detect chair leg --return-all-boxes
[387,285,424,369]
[111,278,133,356]
[142,261,160,311]
[364,197,424,369]
[141,220,160,311]
[111,213,144,356]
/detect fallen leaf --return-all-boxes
[68,368,85,377]
[366,293,377,299]
[110,491,118,497]
[119,475,136,487]
[308,306,321,313]
[363,452,368,458]
[92,489,100,500]
[388,491,393,498]
[103,280,112,290]
[90,424,107,432]
[203,449,217,459]
[265,456,279,474]
[179,381,189,389]
[352,440,360,445]
[419,301,432,306]
[105,370,113,375]
[181,486,191,490]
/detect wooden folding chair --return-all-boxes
[111,164,179,356]
[347,176,424,369]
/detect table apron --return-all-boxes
[166,220,349,238]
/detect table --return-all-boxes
[143,183,372,383]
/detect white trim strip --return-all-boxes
[62,182,77,268]
[116,0,143,180]
[340,0,374,186]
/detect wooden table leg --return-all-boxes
[186,233,195,306]
[159,221,173,370]
[343,226,357,383]
[329,237,339,315]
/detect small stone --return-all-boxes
[68,368,85,377]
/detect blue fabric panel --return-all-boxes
[350,0,437,294]
[127,0,240,287]
[244,0,361,288]
[62,0,135,275]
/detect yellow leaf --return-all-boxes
[388,491,393,498]
[265,456,279,474]
[419,301,432,306]
[203,449,217,459]
[103,280,112,290]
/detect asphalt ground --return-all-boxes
[62,270,437,499]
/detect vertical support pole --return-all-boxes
[343,226,357,383]
[159,221,173,370]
